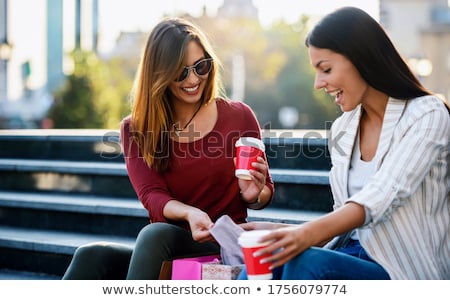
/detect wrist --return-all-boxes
[240,191,265,209]
[248,195,260,205]
[246,195,262,209]
[240,191,259,204]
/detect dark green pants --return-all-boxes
[62,222,220,279]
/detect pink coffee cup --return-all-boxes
[235,137,265,180]
[238,230,272,280]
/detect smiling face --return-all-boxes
[168,41,209,106]
[308,46,370,112]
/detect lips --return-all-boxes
[182,85,199,93]
[327,89,343,97]
[325,89,344,105]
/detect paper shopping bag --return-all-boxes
[158,260,173,280]
[202,262,244,280]
[171,254,221,280]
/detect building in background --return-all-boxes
[380,0,450,100]
[0,0,12,111]
[0,0,99,128]
[217,0,258,19]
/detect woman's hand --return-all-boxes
[163,200,215,243]
[242,203,367,269]
[186,208,215,243]
[238,156,268,203]
[253,224,315,269]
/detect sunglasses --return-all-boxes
[175,58,213,82]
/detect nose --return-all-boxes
[313,74,326,90]
[185,67,200,83]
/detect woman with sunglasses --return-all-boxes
[62,17,274,280]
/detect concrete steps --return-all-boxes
[0,129,332,278]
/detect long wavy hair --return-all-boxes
[305,6,450,108]
[129,18,223,172]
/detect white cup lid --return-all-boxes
[238,230,271,247]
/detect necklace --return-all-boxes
[173,103,202,136]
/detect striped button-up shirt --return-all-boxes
[328,96,449,279]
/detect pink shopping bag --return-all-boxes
[171,254,220,280]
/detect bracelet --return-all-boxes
[249,196,260,205]
[247,196,262,210]
[240,191,261,207]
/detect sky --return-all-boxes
[6,0,379,99]
[97,0,380,51]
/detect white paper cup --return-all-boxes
[238,230,272,280]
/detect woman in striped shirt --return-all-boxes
[239,6,449,279]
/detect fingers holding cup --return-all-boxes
[235,137,265,181]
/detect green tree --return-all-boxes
[89,55,135,129]
[47,51,105,128]
[192,14,341,130]
[47,50,134,129]
[266,18,341,129]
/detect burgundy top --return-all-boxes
[121,98,274,230]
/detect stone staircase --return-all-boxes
[0,129,332,279]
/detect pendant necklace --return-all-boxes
[173,104,202,137]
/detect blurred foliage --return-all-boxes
[47,51,104,128]
[181,14,341,129]
[47,49,134,129]
[47,14,341,129]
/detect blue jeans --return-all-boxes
[238,239,390,280]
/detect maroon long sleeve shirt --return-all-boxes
[121,98,274,231]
